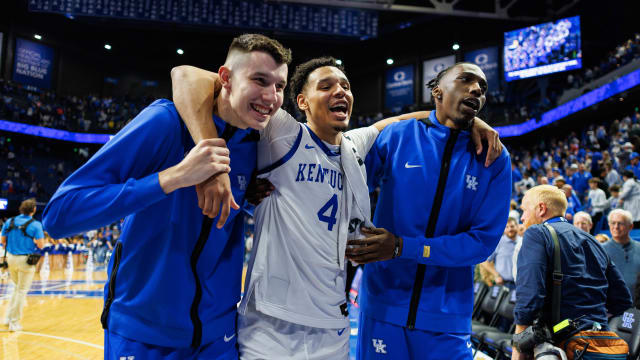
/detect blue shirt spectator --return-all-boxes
[515,186,631,346]
[603,209,640,296]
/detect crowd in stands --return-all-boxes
[0,78,152,133]
[0,134,92,202]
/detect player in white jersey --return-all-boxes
[171,57,501,359]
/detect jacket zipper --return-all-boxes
[189,124,237,348]
[406,121,460,329]
[100,241,123,329]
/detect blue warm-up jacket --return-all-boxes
[361,111,512,333]
[43,99,257,348]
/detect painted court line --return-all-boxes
[16,331,104,349]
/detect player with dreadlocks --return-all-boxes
[349,62,512,359]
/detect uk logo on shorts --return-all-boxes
[466,175,478,191]
[622,312,635,329]
[372,339,387,354]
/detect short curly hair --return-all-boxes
[227,33,292,65]
[288,57,346,107]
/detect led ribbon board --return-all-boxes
[496,68,640,137]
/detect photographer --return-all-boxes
[513,185,632,360]
[0,198,45,331]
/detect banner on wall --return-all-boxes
[385,65,414,113]
[12,38,55,89]
[464,46,499,92]
[422,55,455,103]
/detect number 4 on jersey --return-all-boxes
[317,194,338,231]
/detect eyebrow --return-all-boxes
[252,71,287,86]
[459,71,488,90]
[318,76,350,86]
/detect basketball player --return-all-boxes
[171,58,502,359]
[349,62,512,359]
[42,34,291,360]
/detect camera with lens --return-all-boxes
[512,318,553,353]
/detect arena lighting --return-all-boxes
[34,34,42,40]
[495,67,640,138]
[335,59,343,65]
[104,44,112,50]
[177,48,184,55]
[386,58,394,65]
[0,120,112,144]
[452,43,460,51]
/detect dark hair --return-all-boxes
[288,56,346,106]
[426,61,476,90]
[19,198,36,215]
[227,34,292,65]
[610,184,621,192]
[623,169,636,179]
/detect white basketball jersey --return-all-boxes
[240,110,378,329]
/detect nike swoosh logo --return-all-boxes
[305,144,315,149]
[404,162,422,168]
[337,328,346,336]
[224,333,236,342]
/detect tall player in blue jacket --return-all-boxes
[42,34,291,360]
[348,62,512,359]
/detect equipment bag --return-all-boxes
[560,331,628,360]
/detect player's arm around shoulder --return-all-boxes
[373,111,502,166]
[171,65,241,225]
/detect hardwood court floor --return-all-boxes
[0,262,250,360]
[0,266,107,360]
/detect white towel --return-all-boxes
[337,133,374,270]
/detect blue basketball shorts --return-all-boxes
[356,312,473,360]
[104,330,238,360]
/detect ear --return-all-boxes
[218,66,232,90]
[297,93,308,111]
[537,202,548,218]
[432,87,442,101]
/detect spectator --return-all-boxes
[603,209,640,297]
[604,161,622,187]
[619,170,640,227]
[562,184,580,221]
[572,163,592,200]
[629,152,640,177]
[587,177,608,233]
[509,200,521,223]
[609,184,622,210]
[480,217,520,289]
[573,211,593,234]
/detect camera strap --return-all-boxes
[543,223,563,325]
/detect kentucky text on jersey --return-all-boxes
[295,163,344,190]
